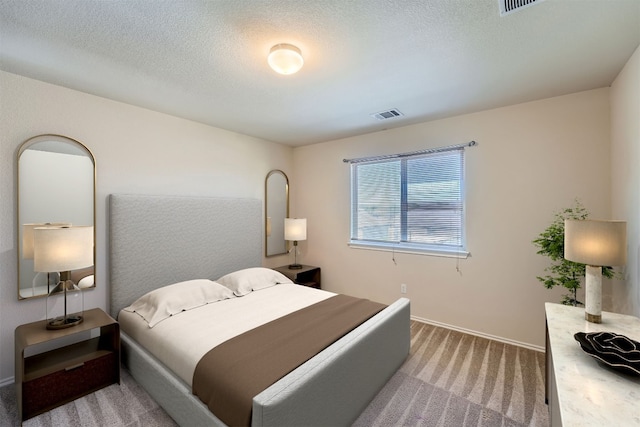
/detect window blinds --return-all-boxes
[349,141,475,254]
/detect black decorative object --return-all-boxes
[574,332,640,376]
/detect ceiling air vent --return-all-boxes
[499,0,543,16]
[371,109,403,121]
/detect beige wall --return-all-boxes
[611,45,640,318]
[292,88,613,349]
[0,71,293,383]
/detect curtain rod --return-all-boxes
[343,140,477,164]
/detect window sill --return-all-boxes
[348,241,470,259]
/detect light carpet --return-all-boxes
[353,321,549,426]
[0,369,176,427]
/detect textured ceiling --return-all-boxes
[1,0,639,146]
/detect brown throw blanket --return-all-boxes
[192,294,386,426]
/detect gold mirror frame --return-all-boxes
[265,170,289,257]
[17,134,96,300]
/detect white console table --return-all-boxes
[545,303,640,426]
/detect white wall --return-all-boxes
[292,88,613,349]
[611,45,640,318]
[0,71,293,383]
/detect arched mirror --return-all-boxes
[17,134,96,299]
[265,170,289,257]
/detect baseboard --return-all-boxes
[0,376,14,388]
[411,315,545,353]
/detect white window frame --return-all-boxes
[347,143,473,258]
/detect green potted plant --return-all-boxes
[533,200,614,306]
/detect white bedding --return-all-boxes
[118,283,336,387]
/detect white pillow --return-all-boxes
[77,275,94,289]
[123,279,234,327]
[216,267,293,296]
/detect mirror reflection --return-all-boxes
[265,170,289,257]
[18,134,96,299]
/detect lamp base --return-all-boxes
[288,263,303,270]
[585,265,602,324]
[584,312,602,323]
[47,314,83,330]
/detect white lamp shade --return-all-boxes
[268,44,304,75]
[285,218,307,241]
[23,223,72,259]
[564,219,627,266]
[34,226,93,272]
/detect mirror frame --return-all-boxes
[264,169,289,257]
[17,134,96,300]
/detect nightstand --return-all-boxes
[273,265,321,289]
[15,308,120,421]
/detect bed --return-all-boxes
[109,193,410,427]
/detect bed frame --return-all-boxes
[109,193,410,427]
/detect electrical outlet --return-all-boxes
[400,283,407,294]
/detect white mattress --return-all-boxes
[118,283,335,387]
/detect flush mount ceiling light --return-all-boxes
[268,43,304,75]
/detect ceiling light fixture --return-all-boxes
[268,43,304,75]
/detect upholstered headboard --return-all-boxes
[109,194,262,318]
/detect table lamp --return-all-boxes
[285,218,306,269]
[23,223,71,295]
[33,225,93,329]
[564,219,626,323]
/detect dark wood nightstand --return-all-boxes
[15,308,120,421]
[273,265,321,289]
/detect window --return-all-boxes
[349,146,468,257]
